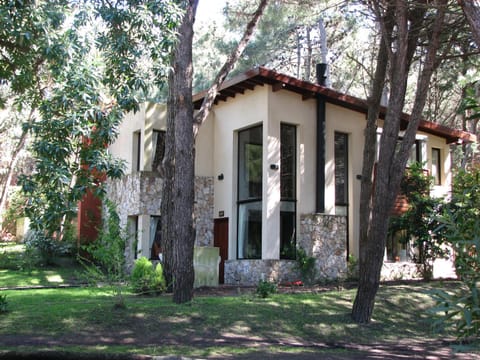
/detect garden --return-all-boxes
[1,240,479,359]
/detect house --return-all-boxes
[99,66,476,285]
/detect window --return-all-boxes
[132,131,141,172]
[407,140,422,165]
[431,148,441,185]
[152,130,165,172]
[280,124,296,260]
[237,125,263,259]
[127,216,138,259]
[334,132,348,206]
[150,216,162,260]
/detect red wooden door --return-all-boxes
[214,218,229,284]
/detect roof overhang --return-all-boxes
[193,67,477,144]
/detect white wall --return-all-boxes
[211,87,269,260]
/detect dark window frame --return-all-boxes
[280,123,297,260]
[237,125,263,260]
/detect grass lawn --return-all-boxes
[0,242,84,288]
[1,242,479,358]
[1,282,479,359]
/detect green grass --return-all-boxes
[1,283,478,358]
[0,242,84,288]
[1,243,479,358]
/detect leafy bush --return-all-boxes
[347,254,359,281]
[430,167,480,339]
[80,200,127,308]
[388,162,447,279]
[131,257,166,295]
[256,280,277,298]
[0,294,8,313]
[295,247,317,285]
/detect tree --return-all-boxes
[162,0,269,303]
[1,0,181,238]
[352,0,454,323]
[459,0,480,47]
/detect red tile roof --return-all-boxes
[193,66,476,144]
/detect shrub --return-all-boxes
[388,162,447,279]
[131,257,166,295]
[347,254,359,281]
[256,280,277,298]
[80,200,127,308]
[295,247,316,285]
[430,166,480,339]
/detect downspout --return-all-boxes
[316,63,327,213]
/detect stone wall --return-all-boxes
[299,213,347,280]
[381,262,422,281]
[223,213,347,285]
[106,172,163,227]
[194,176,214,247]
[224,259,299,285]
[105,173,214,264]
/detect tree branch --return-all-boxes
[193,0,269,137]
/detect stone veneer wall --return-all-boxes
[105,173,214,265]
[194,176,214,247]
[299,213,347,280]
[224,260,299,285]
[380,262,422,281]
[223,213,347,286]
[106,172,163,265]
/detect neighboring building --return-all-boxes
[97,67,476,285]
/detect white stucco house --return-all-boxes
[99,66,476,285]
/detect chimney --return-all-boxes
[316,63,327,86]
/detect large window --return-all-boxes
[132,131,141,172]
[408,140,422,165]
[431,148,441,185]
[280,124,296,260]
[127,216,138,259]
[237,125,263,259]
[334,132,348,206]
[152,130,165,172]
[150,216,162,260]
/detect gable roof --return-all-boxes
[193,66,476,144]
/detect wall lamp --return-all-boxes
[217,173,224,180]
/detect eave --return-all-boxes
[193,67,477,144]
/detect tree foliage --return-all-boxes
[388,163,447,279]
[430,166,480,339]
[1,0,181,237]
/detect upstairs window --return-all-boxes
[431,148,441,185]
[132,131,141,172]
[152,130,166,172]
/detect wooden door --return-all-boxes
[214,218,229,284]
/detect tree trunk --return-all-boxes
[161,0,267,303]
[355,4,393,304]
[161,68,176,289]
[0,127,29,230]
[459,0,480,48]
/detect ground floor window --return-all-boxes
[127,216,138,259]
[280,123,296,259]
[386,230,409,262]
[237,125,263,259]
[237,202,262,259]
[150,216,161,260]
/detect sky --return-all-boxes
[196,0,227,24]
